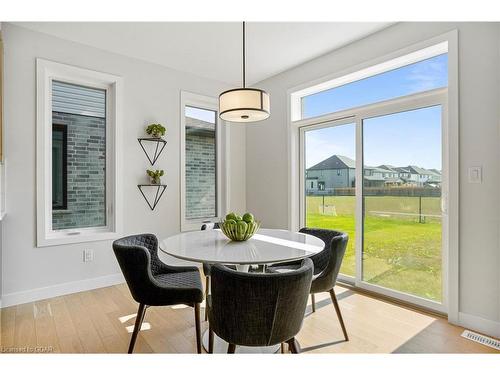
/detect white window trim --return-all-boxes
[287,30,459,321]
[180,91,229,232]
[36,59,123,247]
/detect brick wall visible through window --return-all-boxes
[185,115,216,220]
[51,112,106,230]
[50,80,107,231]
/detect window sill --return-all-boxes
[37,229,121,247]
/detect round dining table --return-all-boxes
[159,228,324,353]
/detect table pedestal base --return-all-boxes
[202,329,280,354]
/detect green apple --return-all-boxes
[242,213,254,223]
[237,220,248,234]
[226,212,238,221]
[225,219,237,226]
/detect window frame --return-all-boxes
[180,91,228,232]
[36,59,123,247]
[298,89,447,312]
[288,31,459,320]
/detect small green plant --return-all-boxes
[146,123,166,138]
[147,169,164,184]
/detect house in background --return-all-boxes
[395,166,442,187]
[306,154,442,192]
[306,155,356,193]
[363,165,402,187]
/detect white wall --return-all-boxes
[246,22,500,337]
[1,23,246,306]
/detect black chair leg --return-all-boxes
[227,343,236,353]
[204,276,209,321]
[287,338,299,354]
[128,303,147,354]
[311,293,316,313]
[329,288,349,341]
[194,303,202,353]
[208,327,214,353]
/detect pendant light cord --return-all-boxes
[242,21,246,88]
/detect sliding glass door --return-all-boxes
[304,121,356,277]
[361,106,443,303]
[300,93,446,311]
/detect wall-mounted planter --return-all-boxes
[138,137,167,166]
[137,184,167,211]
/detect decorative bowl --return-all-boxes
[220,220,260,241]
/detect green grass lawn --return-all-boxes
[306,196,442,302]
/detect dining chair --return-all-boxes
[267,228,349,341]
[207,258,313,353]
[113,233,204,353]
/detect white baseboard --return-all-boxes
[458,312,500,339]
[1,273,125,308]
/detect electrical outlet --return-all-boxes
[468,166,482,183]
[83,249,94,262]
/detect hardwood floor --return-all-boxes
[0,283,496,353]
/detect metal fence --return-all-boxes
[307,187,442,223]
[307,186,441,197]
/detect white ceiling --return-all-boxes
[14,22,392,85]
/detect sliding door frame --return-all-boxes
[298,87,448,313]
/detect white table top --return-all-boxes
[159,228,324,265]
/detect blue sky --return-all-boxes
[186,105,216,123]
[305,54,447,170]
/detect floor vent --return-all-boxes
[461,330,500,350]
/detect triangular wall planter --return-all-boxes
[137,184,167,211]
[138,137,167,166]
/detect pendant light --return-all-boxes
[219,22,270,123]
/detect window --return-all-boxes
[301,54,447,119]
[294,41,450,313]
[180,92,227,231]
[185,106,217,220]
[36,59,122,246]
[291,42,448,121]
[51,81,107,230]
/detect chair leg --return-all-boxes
[194,303,202,353]
[329,288,349,341]
[128,303,147,354]
[227,343,236,353]
[204,276,209,321]
[287,338,300,354]
[311,293,316,313]
[280,342,285,353]
[208,327,214,354]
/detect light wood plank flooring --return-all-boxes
[1,283,496,353]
